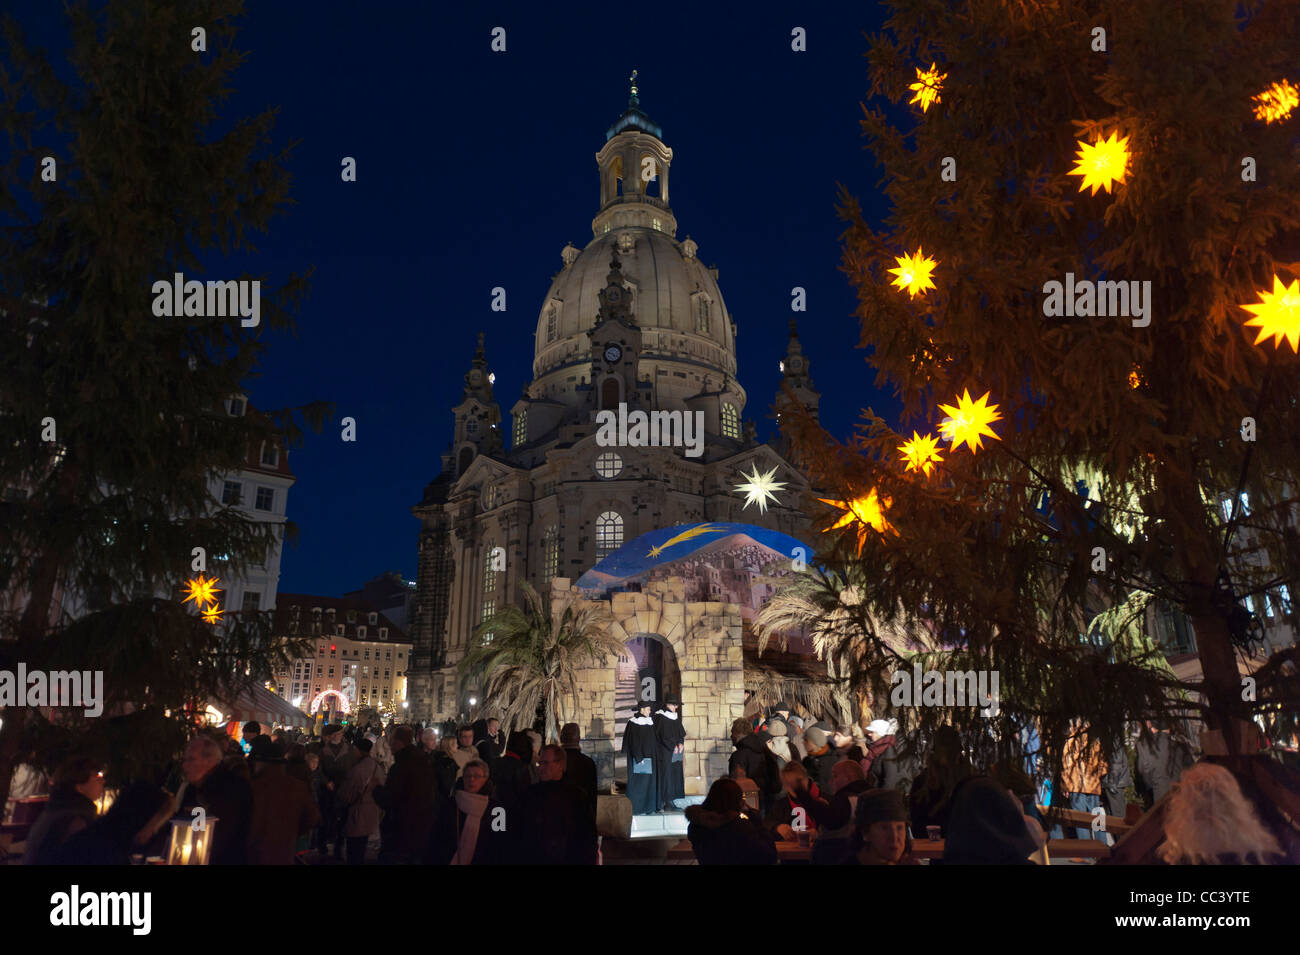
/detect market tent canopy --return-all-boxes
[211,683,313,728]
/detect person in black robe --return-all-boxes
[654,694,687,811]
[622,701,658,815]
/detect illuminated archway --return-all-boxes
[308,688,351,715]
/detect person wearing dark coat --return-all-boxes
[943,776,1039,865]
[653,694,687,811]
[473,717,506,766]
[489,729,534,814]
[431,738,462,799]
[728,718,771,791]
[802,760,873,865]
[512,744,598,864]
[50,783,174,866]
[685,778,778,865]
[314,724,354,860]
[374,726,437,863]
[560,722,598,821]
[1101,737,1134,819]
[246,737,321,865]
[22,757,103,865]
[908,724,972,838]
[622,701,659,815]
[801,725,838,795]
[427,760,508,864]
[180,735,253,866]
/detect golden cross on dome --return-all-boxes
[629,69,638,99]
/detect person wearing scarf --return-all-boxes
[622,701,659,815]
[428,759,505,865]
[653,694,687,811]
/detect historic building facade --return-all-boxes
[406,86,822,725]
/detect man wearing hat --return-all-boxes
[801,723,838,795]
[849,788,918,865]
[654,693,687,811]
[863,718,904,791]
[315,723,353,860]
[247,737,321,865]
[622,699,659,815]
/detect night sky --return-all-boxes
[17,1,900,597]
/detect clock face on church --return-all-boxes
[604,344,623,363]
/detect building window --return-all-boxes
[721,403,740,440]
[379,627,388,638]
[241,592,261,612]
[255,486,274,511]
[467,419,479,435]
[221,481,241,506]
[368,612,378,625]
[652,218,661,232]
[594,451,623,479]
[336,625,345,636]
[543,526,560,583]
[260,443,279,467]
[595,511,624,559]
[484,545,498,593]
[697,298,710,333]
[227,397,245,417]
[481,598,495,626]
[484,485,497,510]
[357,626,366,638]
[546,306,557,343]
[1153,602,1197,656]
[514,409,527,447]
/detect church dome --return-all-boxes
[533,228,736,386]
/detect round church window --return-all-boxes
[594,451,624,479]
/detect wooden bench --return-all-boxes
[1036,805,1132,836]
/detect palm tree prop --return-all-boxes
[458,583,621,742]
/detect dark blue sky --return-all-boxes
[21,1,900,597]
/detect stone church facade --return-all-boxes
[406,85,823,758]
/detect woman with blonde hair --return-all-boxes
[1157,762,1283,865]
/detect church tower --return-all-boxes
[773,319,821,457]
[408,76,815,724]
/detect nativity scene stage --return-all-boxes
[556,521,825,837]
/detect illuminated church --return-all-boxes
[406,78,822,728]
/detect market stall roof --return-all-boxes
[212,683,313,728]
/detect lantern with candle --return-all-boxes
[166,814,218,865]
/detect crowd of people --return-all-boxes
[8,702,1296,865]
[695,700,1296,865]
[16,716,600,866]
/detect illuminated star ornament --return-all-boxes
[1069,131,1131,195]
[646,523,725,559]
[820,491,893,551]
[734,463,788,514]
[200,605,225,624]
[183,575,221,610]
[938,389,1003,453]
[1253,80,1298,124]
[908,63,947,113]
[899,431,944,477]
[1241,275,1300,352]
[888,248,938,298]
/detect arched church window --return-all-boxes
[466,418,478,435]
[513,409,527,447]
[601,377,621,410]
[546,306,557,343]
[722,403,740,440]
[595,511,624,559]
[697,298,710,334]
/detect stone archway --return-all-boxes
[614,632,682,743]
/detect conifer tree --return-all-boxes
[783,0,1300,778]
[0,0,329,804]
